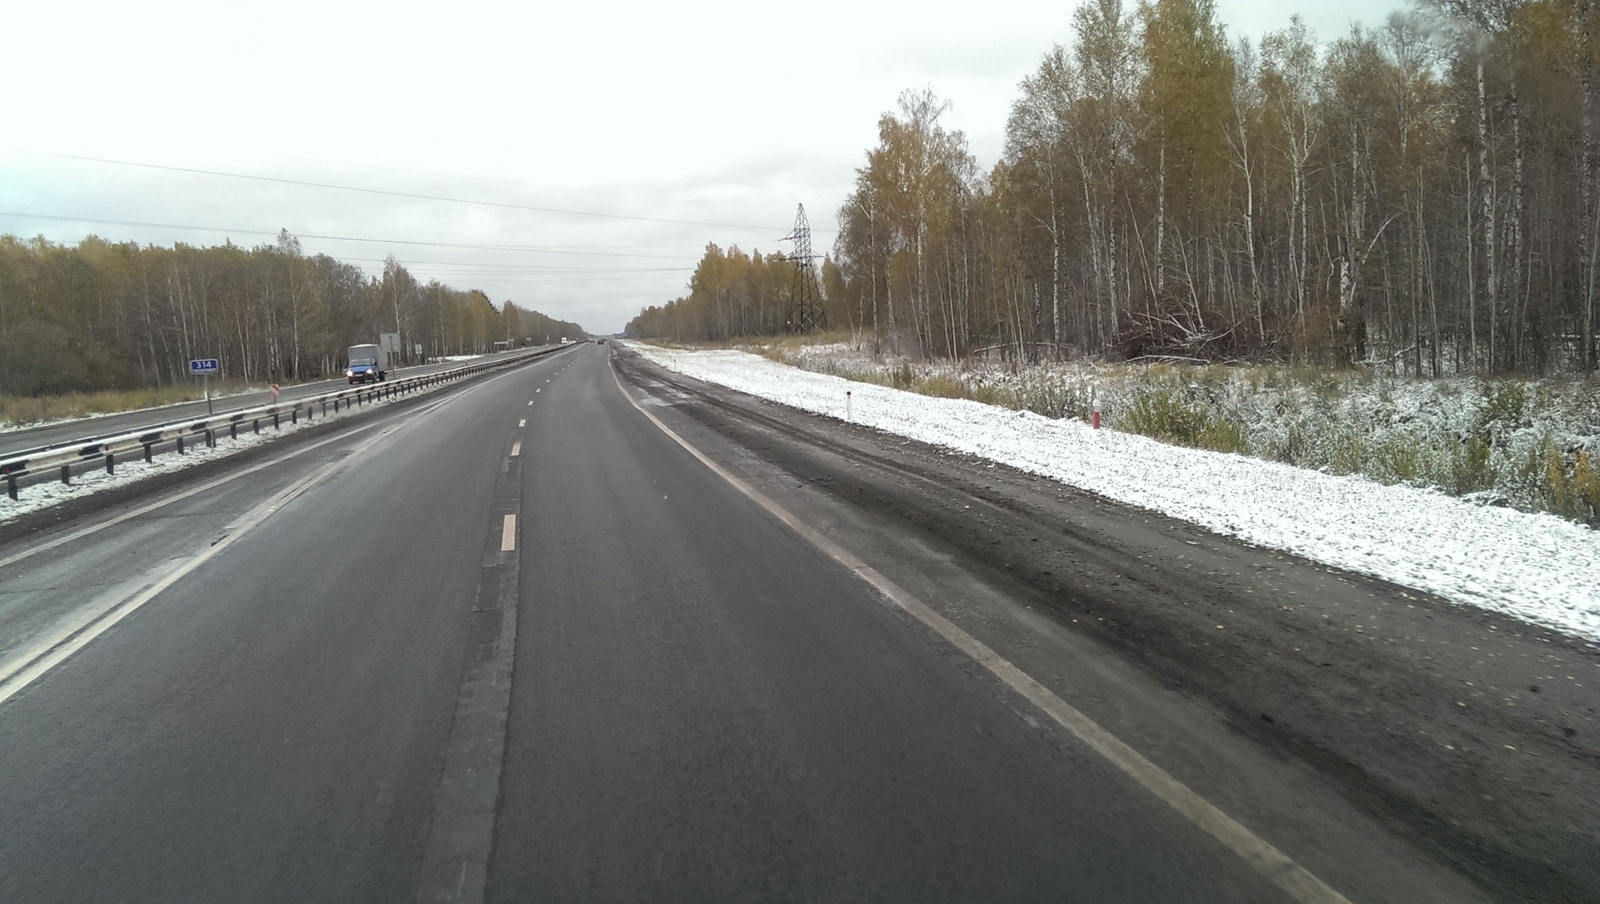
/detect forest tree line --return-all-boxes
[634,0,1598,376]
[0,230,585,396]
[626,243,845,342]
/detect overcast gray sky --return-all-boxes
[2,0,1406,335]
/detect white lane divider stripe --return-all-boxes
[518,419,526,427]
[510,441,522,458]
[608,360,1352,904]
[500,514,517,552]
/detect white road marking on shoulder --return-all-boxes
[0,393,457,571]
[0,425,395,706]
[500,514,516,552]
[608,360,1352,904]
[510,441,522,458]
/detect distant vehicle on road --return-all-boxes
[560,337,571,345]
[346,343,388,384]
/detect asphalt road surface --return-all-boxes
[0,343,1575,902]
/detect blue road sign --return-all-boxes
[189,358,220,375]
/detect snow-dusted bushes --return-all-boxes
[765,341,1600,527]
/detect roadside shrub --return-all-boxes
[1540,446,1600,525]
[1477,381,1529,443]
[918,374,970,399]
[1124,388,1247,453]
[1450,435,1496,495]
[1371,434,1423,484]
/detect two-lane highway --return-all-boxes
[0,343,1486,902]
[493,347,1291,901]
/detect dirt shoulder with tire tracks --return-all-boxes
[617,349,1599,903]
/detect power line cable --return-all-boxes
[0,210,715,259]
[270,152,786,212]
[24,152,790,231]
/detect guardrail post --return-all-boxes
[105,453,115,476]
[273,411,280,429]
[144,442,154,463]
[251,419,259,435]
[290,408,297,424]
[230,422,238,440]
[60,464,71,485]
[5,472,16,501]
[177,434,185,454]
[206,429,215,448]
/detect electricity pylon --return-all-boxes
[781,204,827,333]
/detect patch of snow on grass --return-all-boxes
[635,344,1600,641]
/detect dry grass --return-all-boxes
[1,382,252,429]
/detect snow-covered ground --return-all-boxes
[1,418,306,520]
[634,344,1600,642]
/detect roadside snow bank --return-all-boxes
[634,345,1600,640]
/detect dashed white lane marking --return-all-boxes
[500,514,517,552]
[608,361,1352,904]
[518,419,526,427]
[510,441,522,458]
[528,400,534,406]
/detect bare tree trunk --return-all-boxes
[1477,55,1498,372]
[1050,197,1062,356]
[1466,150,1477,369]
[1510,75,1527,370]
[1156,142,1167,297]
[1582,0,1598,371]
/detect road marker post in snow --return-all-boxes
[1093,409,1101,430]
[846,391,852,423]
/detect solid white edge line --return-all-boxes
[608,359,1352,904]
[0,384,473,570]
[501,514,516,552]
[0,425,390,706]
[0,373,510,701]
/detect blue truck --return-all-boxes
[346,343,389,384]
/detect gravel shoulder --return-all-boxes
[617,349,1600,903]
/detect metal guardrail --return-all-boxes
[2,345,572,501]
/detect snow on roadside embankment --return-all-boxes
[633,344,1600,641]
